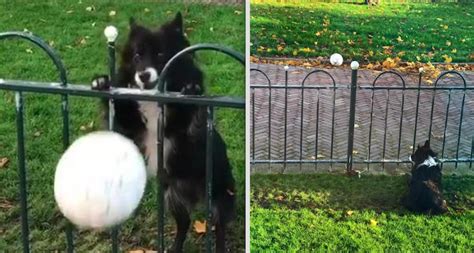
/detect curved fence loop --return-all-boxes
[158,43,244,93]
[0,31,68,85]
[250,68,271,86]
[301,69,337,87]
[434,71,467,88]
[372,70,406,88]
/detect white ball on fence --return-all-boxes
[54,131,146,229]
[330,53,343,66]
[104,26,118,42]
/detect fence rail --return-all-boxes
[250,63,473,174]
[0,30,244,253]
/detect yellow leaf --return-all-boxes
[368,50,374,56]
[446,41,451,46]
[396,36,403,42]
[451,49,457,53]
[277,45,285,51]
[315,31,321,36]
[234,10,242,15]
[442,54,452,63]
[443,25,448,29]
[0,157,9,168]
[370,219,378,227]
[144,8,150,13]
[292,50,298,56]
[109,10,116,16]
[346,210,354,216]
[194,220,207,234]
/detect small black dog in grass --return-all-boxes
[402,140,447,214]
[92,13,235,253]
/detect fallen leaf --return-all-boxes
[369,219,378,227]
[396,36,403,42]
[209,27,214,32]
[234,10,242,15]
[194,220,206,234]
[109,10,116,16]
[0,158,9,168]
[144,8,150,13]
[346,210,354,216]
[34,131,41,137]
[25,48,33,54]
[275,195,284,201]
[442,54,452,63]
[85,6,95,12]
[446,41,451,46]
[66,10,74,14]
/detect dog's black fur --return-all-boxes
[92,13,235,252]
[402,140,447,215]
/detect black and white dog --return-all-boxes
[92,13,235,252]
[403,140,447,214]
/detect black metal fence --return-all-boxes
[0,30,244,253]
[250,64,473,174]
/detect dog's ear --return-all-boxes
[129,17,137,28]
[423,140,430,149]
[170,12,183,34]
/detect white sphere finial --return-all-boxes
[284,65,289,71]
[419,67,424,73]
[104,26,118,42]
[330,53,343,66]
[351,61,359,70]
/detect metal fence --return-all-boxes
[0,30,244,253]
[250,64,474,174]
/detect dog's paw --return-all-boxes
[91,75,110,90]
[180,83,202,96]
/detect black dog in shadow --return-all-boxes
[402,140,448,214]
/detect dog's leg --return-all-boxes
[169,206,190,253]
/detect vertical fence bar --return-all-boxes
[268,83,272,171]
[382,90,390,170]
[299,77,305,171]
[412,71,422,152]
[441,90,452,169]
[330,76,336,171]
[314,92,320,171]
[105,26,119,252]
[61,76,73,253]
[111,227,119,253]
[346,63,358,172]
[15,91,30,253]
[157,103,165,253]
[283,66,289,172]
[206,106,214,252]
[428,81,437,144]
[367,86,375,171]
[396,85,405,163]
[455,91,466,169]
[470,137,473,169]
[251,88,255,162]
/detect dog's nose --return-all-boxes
[139,72,150,83]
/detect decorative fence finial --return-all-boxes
[351,61,359,70]
[330,53,343,66]
[104,26,118,42]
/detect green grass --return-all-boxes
[251,173,474,252]
[251,2,474,62]
[0,1,244,252]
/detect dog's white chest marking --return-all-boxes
[138,101,170,177]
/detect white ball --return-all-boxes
[330,53,343,66]
[54,131,146,229]
[104,26,118,42]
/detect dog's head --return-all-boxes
[410,140,438,167]
[121,12,190,89]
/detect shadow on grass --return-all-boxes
[251,173,474,212]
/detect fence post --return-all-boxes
[346,61,359,173]
[105,26,118,131]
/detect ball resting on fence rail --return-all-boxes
[54,131,146,229]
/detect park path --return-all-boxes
[250,63,474,173]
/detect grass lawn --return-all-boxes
[0,1,245,252]
[251,1,474,63]
[251,173,474,252]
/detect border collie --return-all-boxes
[92,13,235,252]
[402,140,447,214]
